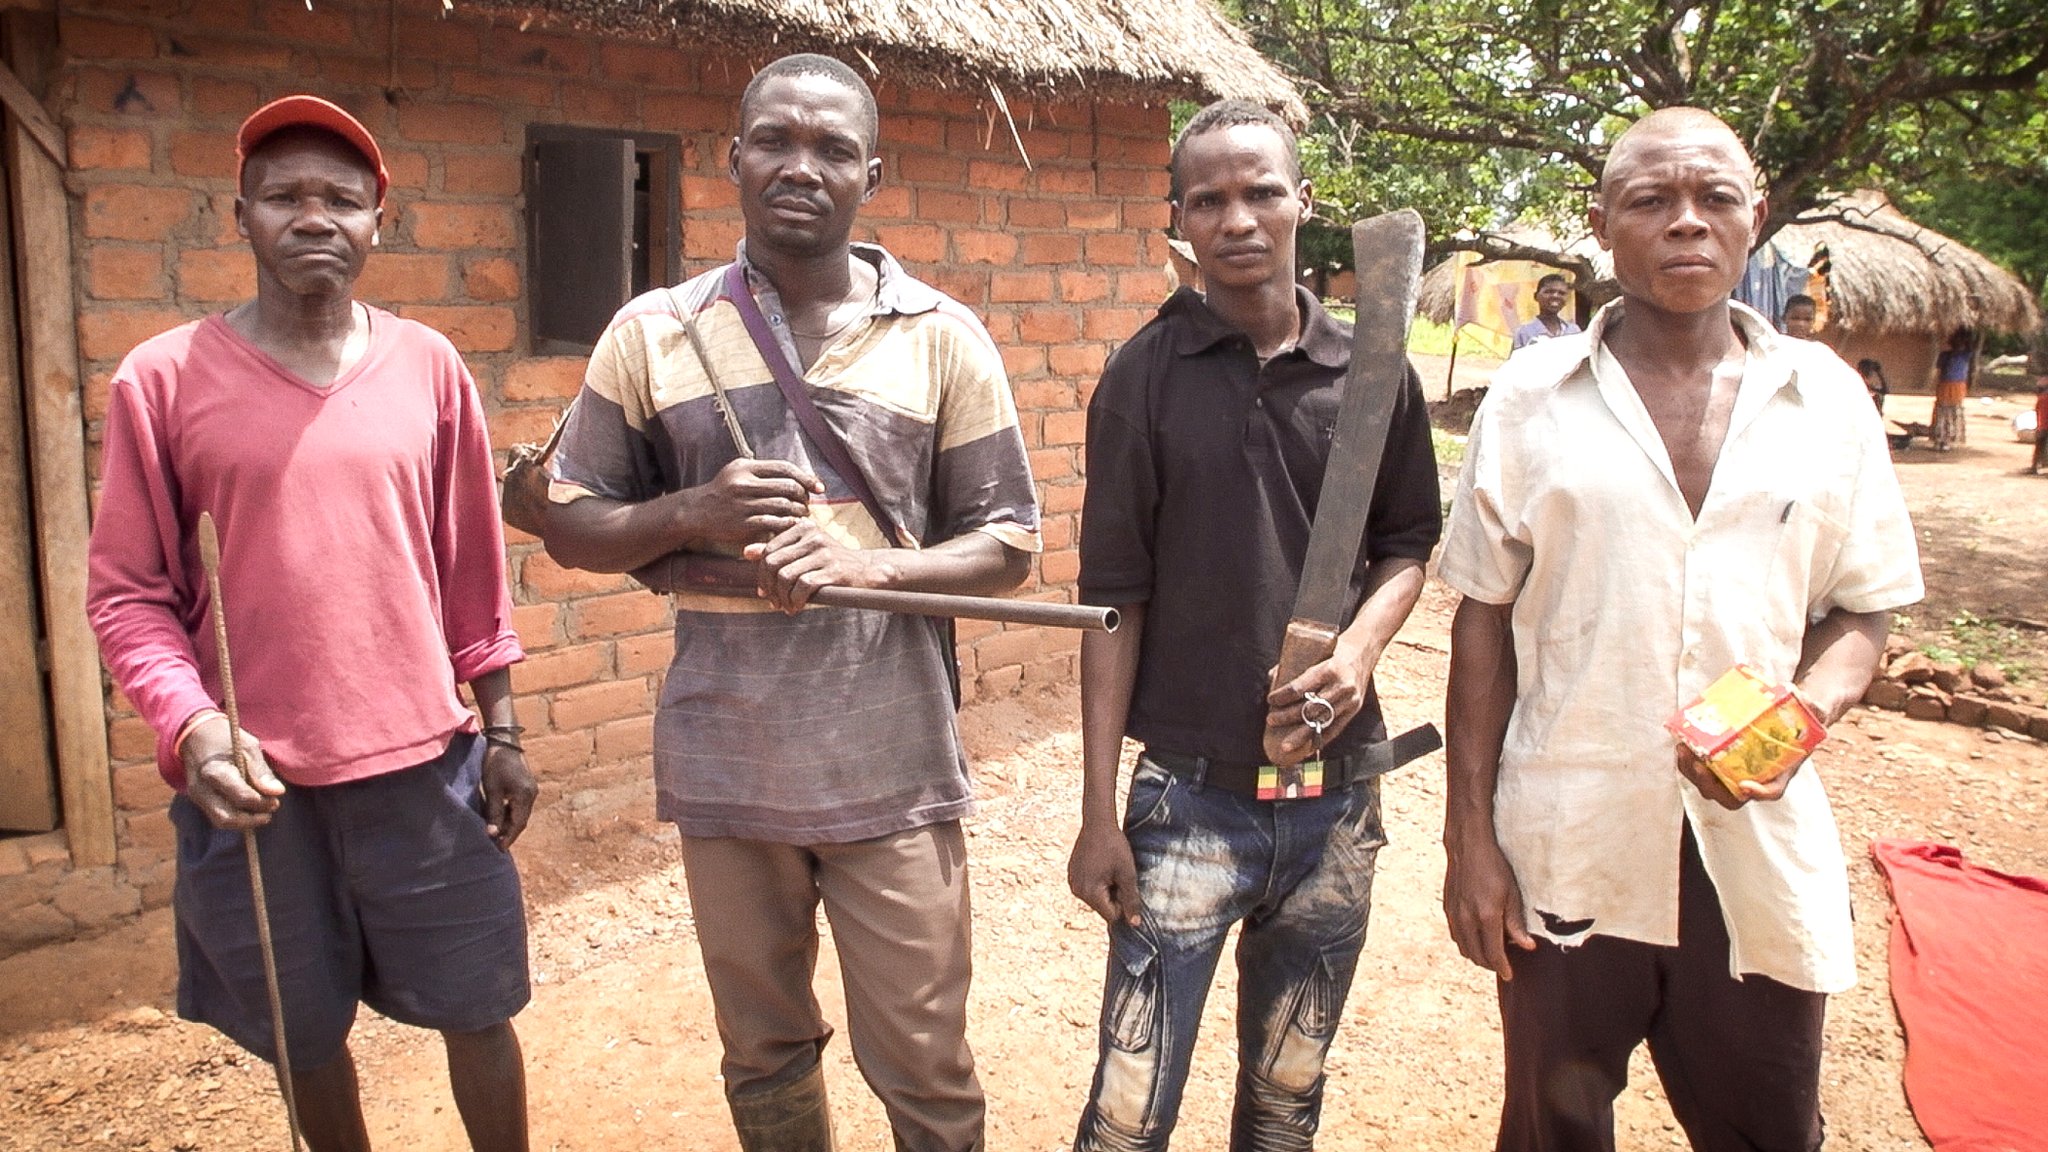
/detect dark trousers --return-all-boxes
[1496,830,1826,1152]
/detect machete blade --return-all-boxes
[1263,208,1426,763]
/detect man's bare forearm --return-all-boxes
[1445,596,1518,852]
[1080,604,1147,828]
[1333,556,1426,679]
[1796,607,1889,725]
[542,492,698,573]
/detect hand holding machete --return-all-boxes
[1261,209,1438,777]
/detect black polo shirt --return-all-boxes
[1079,285,1441,765]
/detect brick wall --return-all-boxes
[1,0,1175,954]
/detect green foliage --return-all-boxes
[1229,0,2048,251]
[1430,426,1467,470]
[1920,610,2033,683]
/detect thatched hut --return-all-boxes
[1418,192,2042,390]
[0,0,1301,954]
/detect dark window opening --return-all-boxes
[526,126,681,355]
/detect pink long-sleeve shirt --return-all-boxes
[87,309,523,790]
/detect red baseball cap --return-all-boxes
[236,94,389,205]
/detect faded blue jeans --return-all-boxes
[1073,750,1387,1152]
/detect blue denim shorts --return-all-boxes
[169,733,529,1068]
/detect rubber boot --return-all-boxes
[728,1061,834,1152]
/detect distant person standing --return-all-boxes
[1511,273,1581,349]
[1857,357,1889,414]
[1934,327,1974,451]
[2031,377,2046,475]
[1780,293,1818,339]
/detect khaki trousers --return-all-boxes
[681,822,984,1152]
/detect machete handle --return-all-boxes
[1264,619,1340,764]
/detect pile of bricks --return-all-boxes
[1860,639,2048,739]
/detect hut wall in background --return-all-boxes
[1825,332,1939,396]
[1,0,1176,955]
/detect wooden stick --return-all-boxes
[198,513,305,1152]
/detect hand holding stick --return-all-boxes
[198,512,305,1151]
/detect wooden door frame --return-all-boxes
[3,11,112,867]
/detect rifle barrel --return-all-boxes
[645,554,1118,632]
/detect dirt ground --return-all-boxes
[4,385,2046,1152]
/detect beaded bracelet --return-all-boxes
[481,723,525,752]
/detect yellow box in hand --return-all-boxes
[1666,664,1826,792]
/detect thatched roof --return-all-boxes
[463,0,1306,121]
[1419,192,2042,338]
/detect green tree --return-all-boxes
[1235,0,2048,259]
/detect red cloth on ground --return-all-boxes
[1870,839,2048,1151]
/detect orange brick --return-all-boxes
[1036,165,1094,196]
[73,68,178,119]
[1117,267,1172,304]
[108,714,159,764]
[683,217,746,261]
[899,152,966,184]
[1048,343,1108,378]
[968,627,1043,671]
[1006,200,1064,229]
[78,308,189,362]
[513,602,562,650]
[395,16,481,61]
[524,729,594,780]
[486,28,594,76]
[681,173,739,211]
[191,76,262,120]
[503,359,586,402]
[617,632,673,677]
[570,591,671,640]
[176,248,255,302]
[169,34,294,71]
[1125,201,1171,230]
[1058,269,1110,304]
[1039,514,1075,550]
[966,159,1029,191]
[918,188,982,225]
[562,85,636,123]
[990,270,1053,304]
[399,305,516,352]
[880,114,946,149]
[599,40,695,87]
[865,185,912,221]
[398,101,507,146]
[463,256,521,302]
[551,679,649,731]
[1084,307,1152,341]
[123,807,175,859]
[69,126,152,171]
[514,641,611,693]
[60,17,158,60]
[873,224,945,264]
[83,184,195,241]
[449,67,558,109]
[356,253,454,305]
[1021,233,1082,266]
[1029,447,1076,482]
[1017,308,1080,344]
[1001,345,1046,379]
[256,0,360,48]
[87,247,166,301]
[1043,481,1086,514]
[1013,379,1077,409]
[1085,233,1142,267]
[1066,201,1119,231]
[954,230,1018,265]
[641,91,735,134]
[493,405,565,451]
[594,717,653,762]
[1039,548,1081,584]
[1043,409,1087,447]
[112,759,165,811]
[1099,164,1170,198]
[521,553,629,599]
[409,201,519,249]
[443,153,524,198]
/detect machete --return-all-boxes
[1261,208,1438,776]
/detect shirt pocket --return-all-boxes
[1765,495,1852,644]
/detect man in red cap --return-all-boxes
[86,95,535,1151]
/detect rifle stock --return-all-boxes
[636,552,1118,633]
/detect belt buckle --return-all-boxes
[1256,760,1324,801]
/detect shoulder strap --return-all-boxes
[722,262,915,549]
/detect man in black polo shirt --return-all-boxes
[1066,100,1441,1148]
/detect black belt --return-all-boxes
[1142,723,1443,799]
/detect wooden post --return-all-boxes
[0,136,59,832]
[4,12,115,866]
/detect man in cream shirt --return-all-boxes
[1439,106,1922,1152]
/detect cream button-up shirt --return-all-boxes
[1439,301,1923,993]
